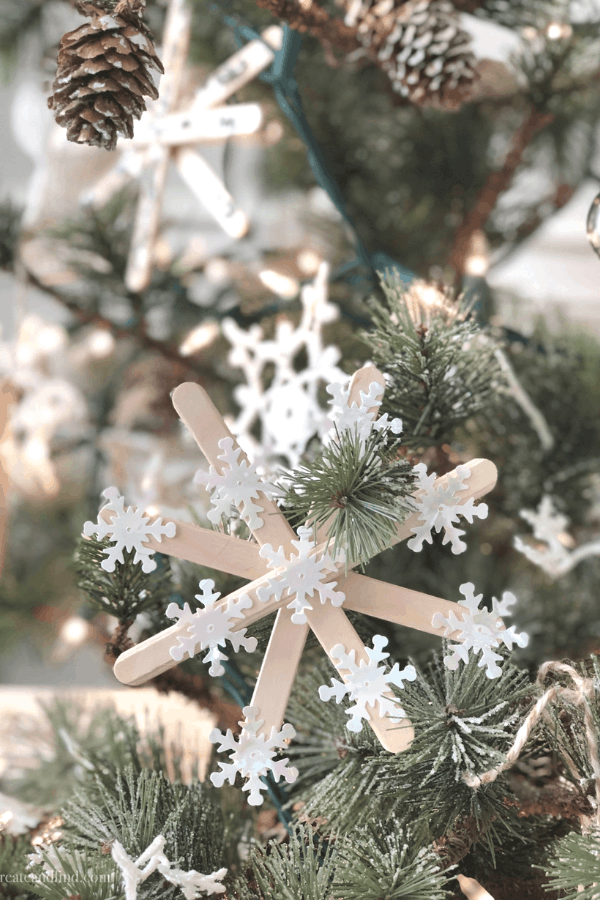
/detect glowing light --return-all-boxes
[88,329,115,358]
[464,254,488,276]
[521,26,538,40]
[60,616,90,647]
[263,120,284,144]
[546,22,572,39]
[179,321,220,356]
[259,269,299,299]
[0,811,13,827]
[204,258,230,285]
[403,280,460,328]
[144,505,160,517]
[297,250,322,275]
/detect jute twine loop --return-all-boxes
[463,661,600,822]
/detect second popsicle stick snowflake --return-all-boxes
[96,366,499,801]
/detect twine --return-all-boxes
[463,661,600,823]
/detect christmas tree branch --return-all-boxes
[252,0,361,55]
[21,264,211,379]
[447,107,553,279]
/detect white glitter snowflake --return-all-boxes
[432,582,529,679]
[318,635,417,732]
[83,487,176,573]
[407,464,488,554]
[209,706,298,806]
[222,263,345,467]
[111,834,227,900]
[194,437,277,530]
[513,495,600,579]
[166,580,258,676]
[257,525,346,625]
[326,379,402,446]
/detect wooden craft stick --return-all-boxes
[113,458,496,686]
[125,0,191,293]
[192,26,284,112]
[98,507,264,580]
[0,381,13,583]
[174,149,249,239]
[134,104,263,147]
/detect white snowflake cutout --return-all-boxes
[407,464,488,554]
[209,706,298,806]
[111,835,226,900]
[256,525,346,625]
[512,495,600,579]
[194,437,277,530]
[166,580,258,676]
[318,635,417,732]
[326,379,402,446]
[432,582,529,679]
[83,487,176,573]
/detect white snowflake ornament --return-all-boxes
[166,580,258,676]
[257,525,346,625]
[326,379,402,446]
[408,464,488,554]
[513,495,600,578]
[111,834,227,900]
[222,262,345,467]
[209,706,298,806]
[432,582,529,678]
[194,437,277,530]
[83,487,176,573]
[319,635,417,732]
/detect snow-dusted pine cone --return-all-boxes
[344,0,477,108]
[48,0,164,151]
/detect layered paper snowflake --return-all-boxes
[432,582,529,678]
[408,463,489,554]
[326,379,402,445]
[194,437,277,529]
[209,707,298,806]
[166,580,258,675]
[319,635,417,732]
[111,834,226,900]
[83,486,176,572]
[257,525,346,625]
[514,495,600,578]
[222,263,345,467]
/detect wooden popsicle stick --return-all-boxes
[172,382,294,549]
[134,103,263,146]
[174,149,249,239]
[191,26,284,112]
[248,365,387,739]
[113,458,496,686]
[173,381,305,737]
[98,506,264,580]
[125,0,192,293]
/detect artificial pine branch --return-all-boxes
[280,427,415,565]
[74,534,173,623]
[364,275,501,452]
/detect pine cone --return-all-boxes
[344,0,477,108]
[48,0,164,151]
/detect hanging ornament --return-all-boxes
[587,191,600,260]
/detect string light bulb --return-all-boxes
[403,280,461,328]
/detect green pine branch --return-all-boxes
[363,272,502,451]
[280,427,416,566]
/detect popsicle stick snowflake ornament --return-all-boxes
[87,366,504,803]
[82,0,284,291]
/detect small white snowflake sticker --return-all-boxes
[257,525,346,625]
[194,437,277,530]
[319,635,417,732]
[326,379,402,445]
[209,706,298,806]
[166,580,258,676]
[83,487,176,573]
[407,464,488,554]
[432,582,529,678]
